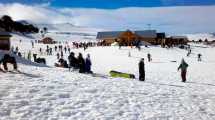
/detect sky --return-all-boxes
[0,0,215,8]
[0,1,215,34]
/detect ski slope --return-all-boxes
[1,32,215,120]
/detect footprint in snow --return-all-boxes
[59,93,70,99]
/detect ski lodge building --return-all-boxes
[96,30,188,46]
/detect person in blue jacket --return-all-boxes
[85,54,92,73]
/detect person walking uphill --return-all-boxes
[139,58,145,81]
[77,53,85,73]
[178,59,189,82]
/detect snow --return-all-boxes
[186,33,215,41]
[1,30,215,119]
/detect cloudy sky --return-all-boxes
[0,1,215,34]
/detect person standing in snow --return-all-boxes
[27,51,31,61]
[147,53,152,62]
[128,51,131,57]
[85,54,92,73]
[77,53,85,73]
[68,47,71,53]
[39,48,42,55]
[68,52,78,70]
[139,58,145,81]
[60,51,64,58]
[46,47,49,55]
[49,48,53,55]
[64,46,67,53]
[31,40,34,48]
[178,59,189,82]
[198,53,202,61]
[55,46,57,52]
[56,53,60,59]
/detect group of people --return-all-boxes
[55,52,92,74]
[0,54,18,71]
[68,52,92,73]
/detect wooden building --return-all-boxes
[0,32,12,51]
[96,30,189,46]
[96,30,158,46]
[166,36,188,46]
[39,37,56,44]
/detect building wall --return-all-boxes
[0,36,10,50]
[103,38,116,45]
[139,37,156,44]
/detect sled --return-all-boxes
[109,70,135,79]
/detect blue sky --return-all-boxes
[1,0,215,8]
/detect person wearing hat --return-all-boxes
[139,58,145,81]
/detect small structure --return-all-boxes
[0,31,12,51]
[39,37,56,44]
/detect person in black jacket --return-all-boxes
[139,58,145,81]
[68,52,78,70]
[77,53,85,73]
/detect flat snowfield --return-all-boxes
[1,34,215,120]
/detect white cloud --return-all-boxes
[0,3,215,34]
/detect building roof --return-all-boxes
[171,36,188,39]
[134,30,157,38]
[96,31,123,39]
[96,30,157,39]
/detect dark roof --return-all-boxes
[134,30,157,38]
[0,32,11,37]
[97,30,157,39]
[171,36,188,39]
[96,31,123,39]
[157,33,166,38]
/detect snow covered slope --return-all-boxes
[1,32,215,119]
[36,23,104,42]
